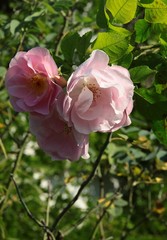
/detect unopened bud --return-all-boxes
[52,75,67,88]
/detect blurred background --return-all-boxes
[0,0,167,239]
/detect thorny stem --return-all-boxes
[51,133,112,233]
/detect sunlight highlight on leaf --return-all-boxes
[105,0,137,24]
[141,0,167,23]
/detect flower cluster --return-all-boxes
[5,47,134,161]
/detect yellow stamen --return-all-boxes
[29,74,48,95]
[87,83,101,101]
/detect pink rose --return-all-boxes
[62,50,134,134]
[5,47,66,115]
[29,100,89,161]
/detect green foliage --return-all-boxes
[141,0,167,23]
[93,27,131,63]
[1,0,167,239]
[105,0,138,24]
[130,65,156,83]
[135,19,151,43]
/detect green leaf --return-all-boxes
[105,0,138,24]
[35,19,48,33]
[0,29,4,39]
[135,93,167,121]
[0,66,7,78]
[130,65,156,83]
[54,1,73,11]
[135,19,151,43]
[42,2,56,14]
[61,32,80,62]
[96,0,108,28]
[92,29,130,63]
[141,0,167,23]
[160,34,167,57]
[114,198,128,207]
[108,205,123,217]
[139,0,154,3]
[76,32,92,61]
[135,87,167,104]
[152,119,167,146]
[10,19,20,35]
[24,10,45,22]
[27,33,39,44]
[162,0,167,4]
[108,24,132,36]
[133,53,163,69]
[118,52,133,68]
[0,216,5,239]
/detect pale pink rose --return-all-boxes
[62,50,134,134]
[5,47,66,115]
[29,100,89,161]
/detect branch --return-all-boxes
[11,175,44,227]
[88,192,119,240]
[51,133,112,232]
[0,133,29,213]
[12,176,56,239]
[55,10,71,55]
[43,181,53,240]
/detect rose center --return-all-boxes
[29,74,48,95]
[87,83,101,101]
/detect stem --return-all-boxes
[43,181,52,240]
[63,207,97,236]
[0,133,29,214]
[55,10,71,55]
[120,169,134,240]
[12,177,55,240]
[11,175,44,228]
[99,166,105,239]
[89,198,115,240]
[51,133,111,232]
[0,137,8,159]
[17,29,27,52]
[89,210,107,240]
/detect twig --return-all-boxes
[63,207,98,236]
[89,198,115,240]
[55,10,71,55]
[17,28,27,52]
[120,177,134,240]
[11,175,44,228]
[0,137,8,159]
[11,176,56,239]
[120,210,152,240]
[99,165,105,239]
[51,133,112,232]
[43,181,52,240]
[89,210,107,240]
[0,133,29,213]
